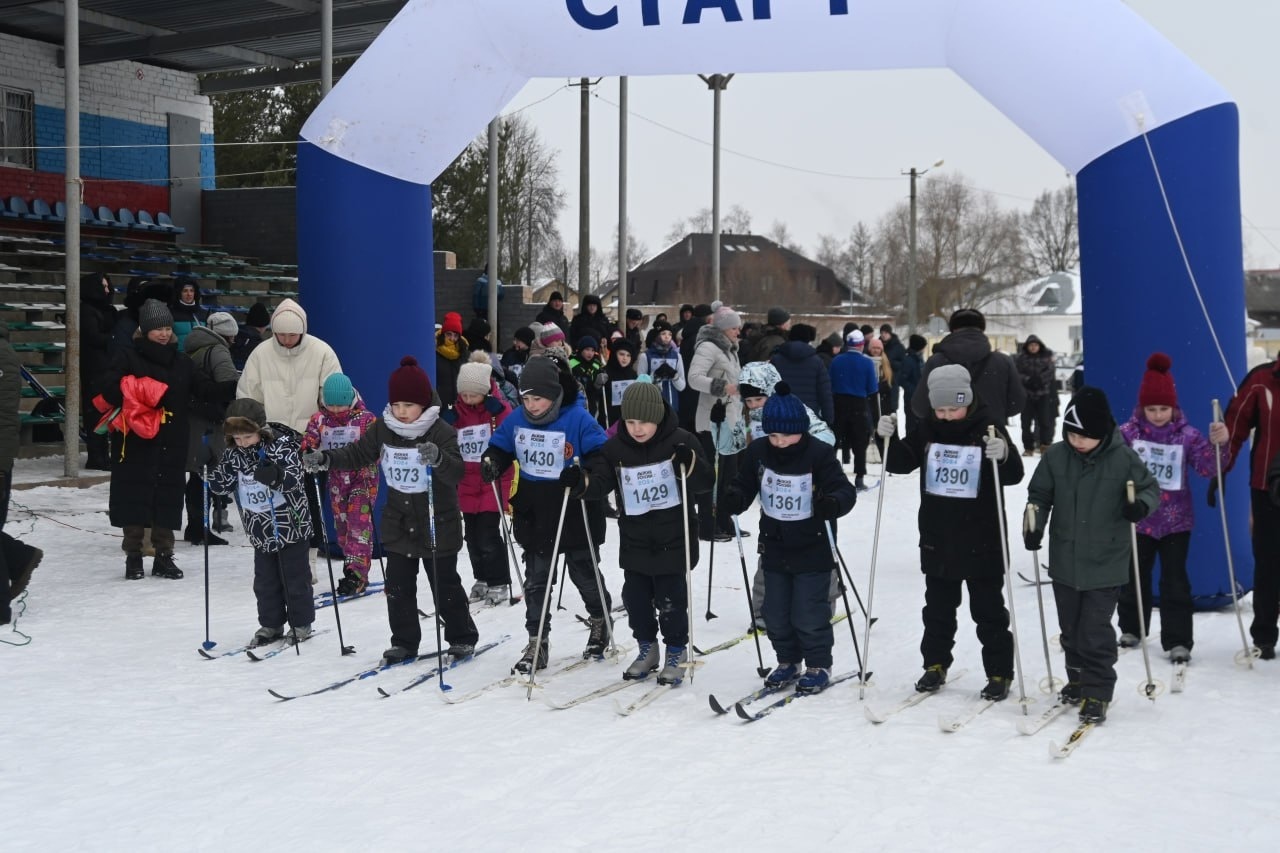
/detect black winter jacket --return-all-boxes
[325,416,464,559]
[208,426,313,552]
[727,434,856,574]
[884,401,1023,580]
[0,322,20,470]
[584,409,712,575]
[770,341,835,426]
[102,336,236,529]
[1015,336,1056,400]
[911,328,1025,422]
[80,290,118,397]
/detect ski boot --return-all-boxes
[447,643,476,659]
[381,645,417,665]
[854,475,868,492]
[336,568,367,597]
[513,636,549,673]
[1078,697,1108,724]
[287,625,314,645]
[1059,668,1083,705]
[1259,645,1276,661]
[795,667,831,695]
[582,615,612,659]
[765,661,801,688]
[980,676,1011,701]
[125,552,145,581]
[469,581,488,603]
[656,646,688,686]
[624,640,660,680]
[1118,632,1140,649]
[485,584,511,605]
[251,626,284,648]
[1169,646,1191,664]
[212,507,235,533]
[914,664,947,693]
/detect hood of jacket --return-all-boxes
[774,340,817,362]
[1020,334,1054,357]
[935,327,991,365]
[183,325,228,355]
[271,298,307,335]
[695,323,735,355]
[738,361,782,397]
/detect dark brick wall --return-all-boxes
[433,254,540,346]
[202,187,297,264]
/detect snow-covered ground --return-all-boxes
[4,451,1272,852]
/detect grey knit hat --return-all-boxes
[207,311,238,339]
[519,356,563,403]
[139,299,173,333]
[927,364,973,409]
[621,380,664,425]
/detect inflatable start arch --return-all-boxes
[297,0,1249,605]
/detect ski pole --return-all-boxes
[731,514,770,678]
[526,480,573,699]
[678,462,702,682]
[492,480,525,603]
[1026,505,1058,694]
[858,432,889,700]
[371,521,388,586]
[706,422,721,621]
[260,447,300,656]
[201,459,214,651]
[312,476,355,656]
[425,467,451,692]
[988,426,1028,714]
[828,533,871,621]
[824,520,865,676]
[1212,399,1255,667]
[555,557,569,611]
[1127,479,1158,700]
[578,471,618,660]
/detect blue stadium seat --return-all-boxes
[80,204,107,226]
[97,206,128,229]
[117,208,152,230]
[54,201,68,220]
[31,199,61,222]
[156,211,187,235]
[8,197,41,221]
[1,198,17,219]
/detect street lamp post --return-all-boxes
[699,73,733,305]
[904,159,944,335]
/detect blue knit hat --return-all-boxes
[322,373,355,407]
[761,382,808,436]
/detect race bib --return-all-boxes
[515,427,565,479]
[1131,440,1184,491]
[611,379,636,407]
[320,425,359,450]
[760,468,813,521]
[380,446,429,494]
[457,423,491,464]
[924,443,982,499]
[237,471,284,514]
[620,460,680,516]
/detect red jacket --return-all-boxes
[1221,361,1280,490]
[453,381,513,514]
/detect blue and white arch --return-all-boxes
[298,0,1248,604]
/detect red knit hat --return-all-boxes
[442,312,464,335]
[388,355,433,407]
[1138,352,1177,408]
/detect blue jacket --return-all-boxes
[829,350,879,398]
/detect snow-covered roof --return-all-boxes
[986,270,1081,316]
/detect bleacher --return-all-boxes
[0,197,300,455]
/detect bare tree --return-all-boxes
[767,220,799,252]
[1019,184,1079,276]
[664,203,754,244]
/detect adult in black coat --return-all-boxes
[883,376,1023,690]
[101,300,237,580]
[80,271,118,469]
[770,325,835,428]
[568,293,613,349]
[535,291,570,331]
[910,308,1025,424]
[879,325,908,383]
[0,320,42,626]
[1015,334,1058,454]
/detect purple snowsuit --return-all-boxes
[1119,408,1216,539]
[303,399,380,581]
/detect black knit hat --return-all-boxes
[626,307,643,321]
[246,302,272,328]
[1062,386,1114,441]
[692,303,713,319]
[519,356,564,403]
[908,334,927,352]
[788,323,817,343]
[513,326,536,346]
[948,308,986,332]
[762,382,808,436]
[767,307,791,327]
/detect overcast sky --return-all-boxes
[499,0,1280,275]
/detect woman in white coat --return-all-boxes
[686,302,745,542]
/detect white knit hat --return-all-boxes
[457,352,493,397]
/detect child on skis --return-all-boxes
[570,336,606,426]
[1117,354,1215,663]
[637,320,686,415]
[447,352,515,605]
[584,380,713,684]
[479,354,615,673]
[1024,386,1159,724]
[601,339,639,429]
[301,373,379,596]
[208,398,315,647]
[302,356,479,664]
[722,384,857,694]
[878,365,1023,701]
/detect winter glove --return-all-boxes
[253,462,283,490]
[440,408,458,426]
[558,464,586,495]
[484,396,505,415]
[710,400,727,424]
[594,372,609,389]
[671,443,696,473]
[1122,498,1149,524]
[983,434,1008,462]
[721,485,748,516]
[875,415,897,438]
[302,451,329,473]
[815,494,842,520]
[480,455,504,484]
[417,441,441,467]
[1022,504,1044,551]
[653,363,677,380]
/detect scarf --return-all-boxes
[382,403,440,440]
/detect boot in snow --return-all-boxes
[125,553,145,581]
[469,581,488,602]
[287,625,314,645]
[795,667,831,694]
[485,584,512,605]
[765,662,801,688]
[213,507,235,533]
[251,626,284,648]
[381,645,417,665]
[980,676,1011,701]
[513,636,550,673]
[656,646,688,686]
[624,640,660,680]
[582,615,611,659]
[152,552,183,579]
[914,664,947,693]
[1079,697,1108,724]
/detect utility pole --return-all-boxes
[699,73,733,305]
[64,0,81,477]
[579,78,593,301]
[487,118,500,345]
[903,159,943,335]
[617,76,628,321]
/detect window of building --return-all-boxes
[761,275,774,291]
[0,86,35,170]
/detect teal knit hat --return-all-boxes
[322,373,355,407]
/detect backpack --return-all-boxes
[189,347,229,423]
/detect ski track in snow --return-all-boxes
[3,451,1274,851]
